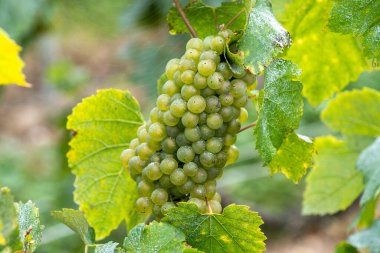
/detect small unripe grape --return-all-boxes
[184,49,200,62]
[128,156,145,173]
[233,94,248,107]
[187,95,206,114]
[191,184,206,198]
[179,58,197,72]
[217,80,231,95]
[200,50,220,64]
[183,162,199,177]
[205,180,217,199]
[173,71,184,87]
[150,107,160,123]
[136,197,153,213]
[215,150,228,168]
[203,36,214,50]
[149,152,161,163]
[138,180,154,196]
[192,140,206,154]
[200,151,216,168]
[161,137,177,154]
[206,168,222,180]
[208,200,222,214]
[184,127,201,142]
[165,58,180,79]
[137,127,148,142]
[219,93,234,106]
[199,112,207,124]
[227,119,241,134]
[151,188,168,205]
[121,148,135,167]
[170,98,187,117]
[162,80,179,96]
[170,169,188,186]
[130,138,139,149]
[166,126,180,138]
[201,87,216,97]
[200,125,215,140]
[242,71,256,86]
[176,133,191,147]
[181,85,199,101]
[239,107,248,123]
[146,135,161,151]
[215,123,228,137]
[181,111,199,128]
[177,146,195,163]
[179,180,195,194]
[160,157,178,175]
[181,70,195,84]
[226,145,239,166]
[186,38,204,51]
[218,29,233,40]
[230,79,247,98]
[210,36,225,55]
[206,137,224,154]
[188,198,207,213]
[205,96,221,114]
[192,168,208,184]
[216,62,233,80]
[143,162,162,181]
[159,175,174,188]
[207,72,224,90]
[136,143,154,160]
[161,202,176,215]
[224,134,237,146]
[148,122,167,141]
[212,192,222,202]
[193,73,207,89]
[206,113,223,130]
[220,106,234,122]
[157,94,171,111]
[198,60,216,76]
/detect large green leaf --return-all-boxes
[123,222,186,253]
[235,0,291,74]
[67,89,145,240]
[303,136,365,215]
[255,59,303,164]
[335,242,359,253]
[357,138,380,205]
[51,208,95,245]
[321,88,380,136]
[163,203,266,253]
[16,201,44,252]
[268,133,314,183]
[329,0,380,62]
[281,0,368,106]
[348,220,380,253]
[167,1,248,39]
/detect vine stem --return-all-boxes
[238,122,257,133]
[173,0,198,38]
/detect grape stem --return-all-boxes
[173,0,198,38]
[238,122,257,133]
[205,198,213,214]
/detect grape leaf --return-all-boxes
[280,0,368,106]
[321,88,380,136]
[95,242,119,253]
[51,208,95,245]
[268,133,314,183]
[0,187,18,248]
[182,248,204,253]
[348,220,380,253]
[123,221,186,253]
[303,136,364,215]
[67,89,145,240]
[335,242,359,253]
[255,59,303,164]
[235,0,291,74]
[357,138,380,205]
[329,0,380,62]
[350,198,377,230]
[167,1,247,39]
[163,203,266,253]
[0,28,30,87]
[16,201,44,252]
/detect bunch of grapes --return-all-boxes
[121,31,253,217]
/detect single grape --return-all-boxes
[148,122,167,141]
[149,152,161,163]
[163,111,180,127]
[239,107,248,123]
[187,95,206,114]
[188,198,207,213]
[136,197,153,213]
[181,111,199,128]
[205,95,221,113]
[210,36,225,55]
[206,113,223,130]
[216,62,233,80]
[230,79,247,98]
[217,80,231,95]
[200,151,216,168]
[162,80,179,97]
[161,202,176,215]
[165,58,180,79]
[220,106,234,122]
[215,150,228,168]
[226,145,239,166]
[181,70,195,84]
[170,98,187,117]
[215,123,228,137]
[212,192,222,202]
[208,200,222,214]
[137,126,148,142]
[200,50,220,64]
[138,180,155,196]
[183,162,199,177]
[219,93,234,106]
[200,125,215,140]
[177,146,195,163]
[170,169,188,186]
[181,85,199,101]
[193,73,208,89]
[203,36,214,50]
[142,162,162,181]
[186,38,204,51]
[206,137,224,154]
[173,71,184,88]
[157,94,171,111]
[136,143,154,160]
[192,139,206,154]
[160,157,178,175]
[184,49,200,62]
[128,156,146,173]
[145,135,161,151]
[151,188,169,205]
[121,148,135,167]
[207,72,224,90]
[198,59,216,76]
[179,179,195,194]
[166,125,180,138]
[224,134,237,146]
[192,168,208,184]
[233,94,248,108]
[129,138,140,149]
[179,58,197,72]
[205,180,216,198]
[176,133,191,147]
[200,87,216,97]
[149,107,160,123]
[191,184,206,198]
[159,175,174,188]
[161,137,177,154]
[184,127,201,142]
[227,119,241,134]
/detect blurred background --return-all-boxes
[0,0,379,252]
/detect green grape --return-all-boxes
[208,200,222,214]
[159,175,174,188]
[207,72,224,90]
[239,107,248,123]
[165,58,180,79]
[230,79,247,98]
[200,87,216,97]
[149,152,161,163]
[162,80,179,97]
[170,169,188,186]
[220,106,234,122]
[161,137,178,154]
[137,126,148,142]
[232,106,241,118]
[148,122,167,141]
[226,145,239,166]
[191,184,206,198]
[218,29,233,40]
[206,113,223,130]
[200,151,216,168]
[215,150,228,168]
[212,192,222,202]
[233,94,248,107]
[184,127,201,142]
[183,162,199,177]
[199,112,207,124]
[200,125,215,140]
[179,58,197,72]
[187,95,206,114]
[181,85,199,101]
[121,148,135,167]
[181,70,195,84]
[192,168,208,184]
[205,180,216,199]
[203,36,214,50]
[227,119,241,134]
[219,93,234,106]
[157,94,171,111]
[241,71,256,86]
[153,204,163,218]
[170,93,182,102]
[136,143,154,160]
[151,188,169,205]
[166,125,180,138]
[161,202,176,215]
[173,71,184,87]
[176,133,191,147]
[160,157,178,175]
[177,146,195,163]
[150,107,160,123]
[224,134,237,146]
[198,59,216,76]
[188,198,207,213]
[200,50,220,64]
[142,162,162,181]
[181,111,199,128]
[210,36,225,55]
[205,95,221,113]
[163,111,180,127]
[146,135,161,151]
[217,80,231,95]
[184,49,200,62]
[170,98,187,117]
[186,38,204,51]
[193,155,201,166]
[193,73,207,89]
[206,137,224,154]
[215,123,228,137]
[130,138,139,149]
[179,179,195,194]
[136,197,153,213]
[216,62,233,80]
[192,140,206,154]
[138,180,154,196]
[128,156,145,173]
[206,167,221,180]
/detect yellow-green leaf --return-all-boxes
[0,28,30,87]
[321,88,380,136]
[67,89,145,240]
[281,0,368,106]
